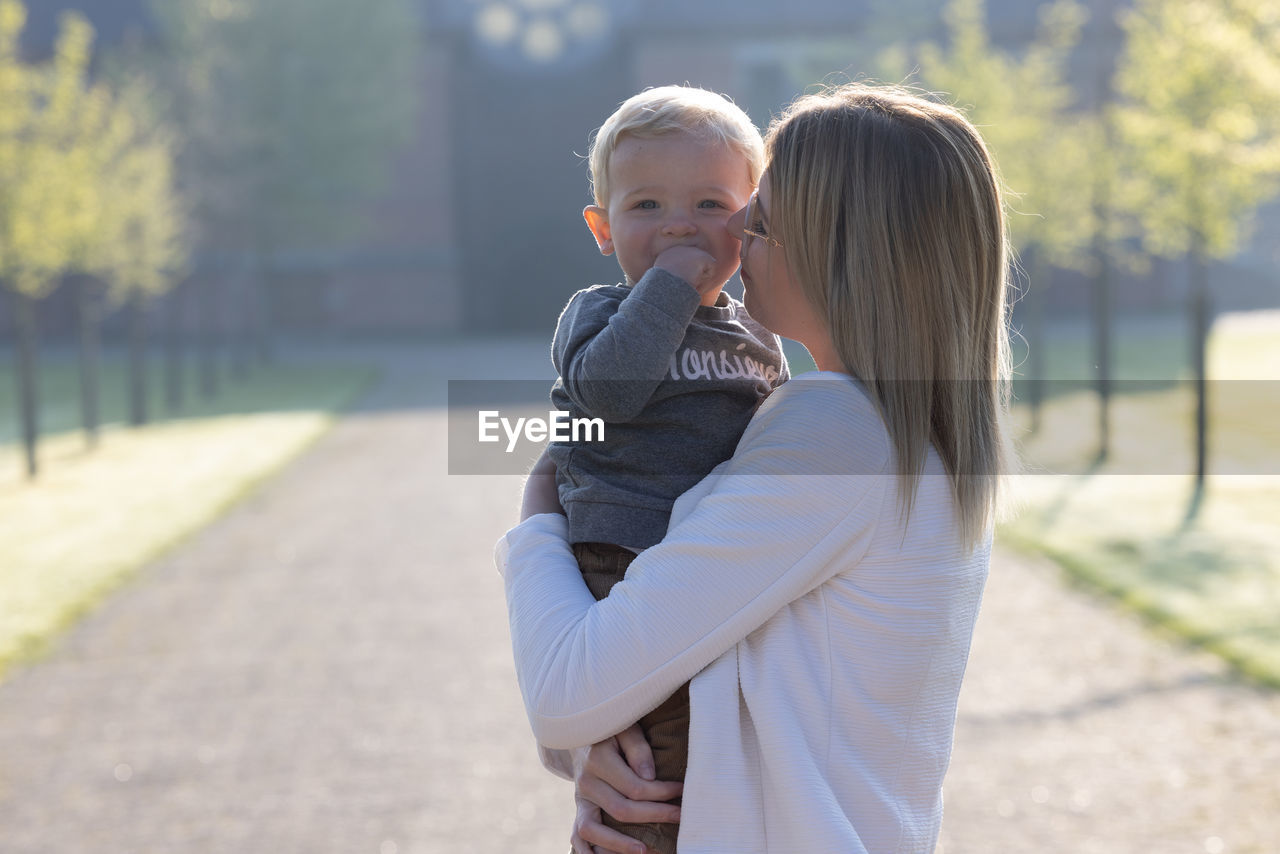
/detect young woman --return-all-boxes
[499,82,1012,854]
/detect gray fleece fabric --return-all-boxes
[548,267,789,550]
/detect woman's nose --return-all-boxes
[727,205,746,238]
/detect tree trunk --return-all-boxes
[1091,237,1112,463]
[9,288,39,478]
[231,266,251,381]
[76,274,102,449]
[199,270,220,400]
[1091,50,1114,466]
[1189,242,1210,493]
[128,291,149,427]
[253,249,274,365]
[164,278,184,413]
[1027,249,1048,434]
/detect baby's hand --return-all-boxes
[654,245,720,299]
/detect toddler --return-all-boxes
[546,85,788,854]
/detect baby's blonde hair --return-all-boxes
[588,85,764,207]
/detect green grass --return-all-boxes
[1003,310,1280,688]
[0,351,377,677]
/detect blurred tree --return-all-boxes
[0,0,38,476]
[1113,0,1280,501]
[784,0,940,98]
[99,38,196,418]
[42,13,114,450]
[0,1,98,476]
[94,79,188,428]
[141,0,239,228]
[1078,0,1151,465]
[917,0,1095,433]
[148,0,420,364]
[2,2,187,472]
[146,0,253,393]
[1084,89,1117,463]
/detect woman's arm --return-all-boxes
[496,381,892,749]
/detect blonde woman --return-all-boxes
[499,82,1012,854]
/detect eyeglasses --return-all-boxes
[742,192,783,250]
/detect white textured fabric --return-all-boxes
[495,373,990,853]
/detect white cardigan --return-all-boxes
[495,373,990,853]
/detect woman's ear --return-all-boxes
[583,206,614,256]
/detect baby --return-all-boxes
[546,85,788,854]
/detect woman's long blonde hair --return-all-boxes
[766,83,1012,548]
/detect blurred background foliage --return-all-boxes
[1,0,420,476]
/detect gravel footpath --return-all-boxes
[1,339,1275,853]
[938,552,1280,854]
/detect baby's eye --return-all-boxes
[635,200,658,210]
[698,199,725,209]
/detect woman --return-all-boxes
[498,82,1011,854]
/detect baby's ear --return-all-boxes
[583,206,614,256]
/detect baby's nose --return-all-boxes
[662,213,697,236]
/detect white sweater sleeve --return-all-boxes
[537,744,574,781]
[496,380,893,749]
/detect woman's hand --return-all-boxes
[521,448,564,521]
[569,725,683,854]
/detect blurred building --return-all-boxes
[9,0,1280,340]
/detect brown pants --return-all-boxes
[573,542,688,854]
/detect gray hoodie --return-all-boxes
[549,267,789,550]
